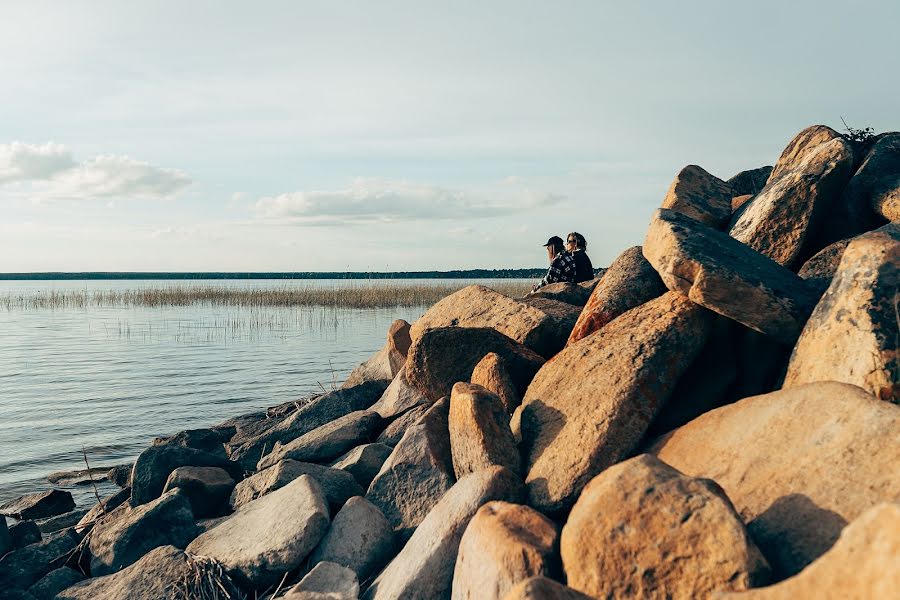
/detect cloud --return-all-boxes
[0,142,76,183]
[253,177,564,224]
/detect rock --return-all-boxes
[75,487,131,533]
[343,319,411,389]
[88,488,198,576]
[518,297,581,354]
[35,510,88,534]
[365,398,455,542]
[330,443,394,489]
[231,459,363,513]
[651,381,900,576]
[727,166,773,197]
[783,225,900,402]
[470,352,520,414]
[526,282,592,306]
[162,466,235,518]
[501,577,593,600]
[152,428,227,459]
[56,545,243,600]
[46,466,114,486]
[367,365,428,419]
[644,208,819,344]
[26,567,84,600]
[187,474,330,587]
[796,237,852,297]
[106,464,132,488]
[364,466,524,600]
[407,326,545,402]
[0,529,81,589]
[520,291,712,514]
[409,284,572,357]
[375,403,430,447]
[309,496,394,583]
[0,490,75,521]
[561,455,770,599]
[567,246,666,346]
[661,164,734,228]
[286,561,360,599]
[451,501,558,600]
[8,520,41,549]
[258,410,382,470]
[861,132,900,222]
[730,125,855,268]
[717,503,900,600]
[732,194,754,211]
[1,515,11,555]
[449,383,520,478]
[228,381,388,471]
[130,444,242,506]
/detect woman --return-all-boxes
[566,232,594,283]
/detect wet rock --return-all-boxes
[162,466,235,518]
[375,403,430,447]
[309,496,394,583]
[796,237,852,298]
[367,365,428,419]
[500,577,593,600]
[365,398,455,542]
[407,326,544,402]
[35,510,88,534]
[364,466,524,600]
[258,410,382,470]
[784,224,900,402]
[520,292,712,514]
[567,246,666,346]
[287,561,359,599]
[26,567,84,600]
[330,443,394,489]
[75,487,131,533]
[644,208,818,344]
[561,455,770,598]
[9,520,41,549]
[187,474,330,588]
[0,528,81,589]
[0,490,75,521]
[343,319,411,389]
[661,164,734,228]
[471,352,520,414]
[106,464,133,488]
[451,501,558,600]
[651,381,900,576]
[526,282,592,306]
[449,383,520,478]
[130,444,242,506]
[231,459,363,514]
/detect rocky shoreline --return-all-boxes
[1,124,898,599]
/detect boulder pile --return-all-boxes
[1,125,897,599]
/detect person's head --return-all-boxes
[567,232,587,251]
[543,236,565,262]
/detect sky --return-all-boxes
[1,0,898,272]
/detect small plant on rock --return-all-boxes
[840,117,876,145]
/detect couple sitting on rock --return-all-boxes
[531,232,594,292]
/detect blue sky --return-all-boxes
[1,1,897,272]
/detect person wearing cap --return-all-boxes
[531,235,577,292]
[566,231,594,283]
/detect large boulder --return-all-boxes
[796,237,852,298]
[9,519,42,548]
[471,352,520,414]
[26,567,85,599]
[501,577,593,600]
[130,444,242,506]
[286,561,360,599]
[186,474,330,588]
[0,490,75,521]
[375,403,430,447]
[717,503,900,600]
[368,364,428,419]
[88,488,198,576]
[661,164,734,228]
[526,282,592,306]
[566,246,666,346]
[520,292,712,514]
[644,208,819,344]
[365,398,455,542]
[783,224,899,402]
[449,382,520,478]
[152,428,228,459]
[258,410,382,470]
[342,319,411,388]
[407,327,545,402]
[162,466,234,518]
[727,166,773,197]
[561,455,770,599]
[518,297,582,352]
[231,459,363,513]
[75,487,131,533]
[729,125,855,268]
[330,443,394,489]
[651,382,900,576]
[452,501,558,600]
[35,510,88,534]
[862,132,900,222]
[363,466,524,600]
[0,529,81,590]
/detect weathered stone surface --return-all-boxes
[730,125,855,268]
[231,459,363,513]
[365,398,455,542]
[526,282,592,306]
[162,466,234,518]
[130,444,242,506]
[662,164,734,228]
[0,529,81,590]
[862,132,900,222]
[645,208,818,344]
[287,561,359,599]
[8,519,41,548]
[796,237,852,297]
[228,381,388,471]
[651,382,900,576]
[375,403,430,447]
[520,292,712,514]
[89,488,198,576]
[567,246,666,346]
[727,166,773,197]
[46,466,114,486]
[717,503,900,600]
[106,464,132,488]
[364,466,524,600]
[732,194,754,211]
[330,443,394,489]
[35,509,88,534]
[27,567,85,600]
[343,319,411,389]
[407,326,544,402]
[449,383,520,479]
[258,410,382,470]
[518,297,581,355]
[309,496,394,583]
[367,365,427,419]
[501,577,593,600]
[409,284,572,357]
[187,474,330,587]
[784,225,900,402]
[471,352,520,414]
[152,428,228,459]
[562,455,770,599]
[75,487,131,533]
[0,490,75,521]
[452,501,558,600]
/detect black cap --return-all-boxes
[543,236,564,247]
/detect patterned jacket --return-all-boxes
[533,251,577,291]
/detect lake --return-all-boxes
[0,278,530,507]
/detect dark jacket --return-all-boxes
[572,249,594,283]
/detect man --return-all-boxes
[532,236,577,292]
[566,231,594,283]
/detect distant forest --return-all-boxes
[0,269,546,281]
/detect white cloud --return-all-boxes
[0,142,76,183]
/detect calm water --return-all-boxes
[0,279,523,507]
